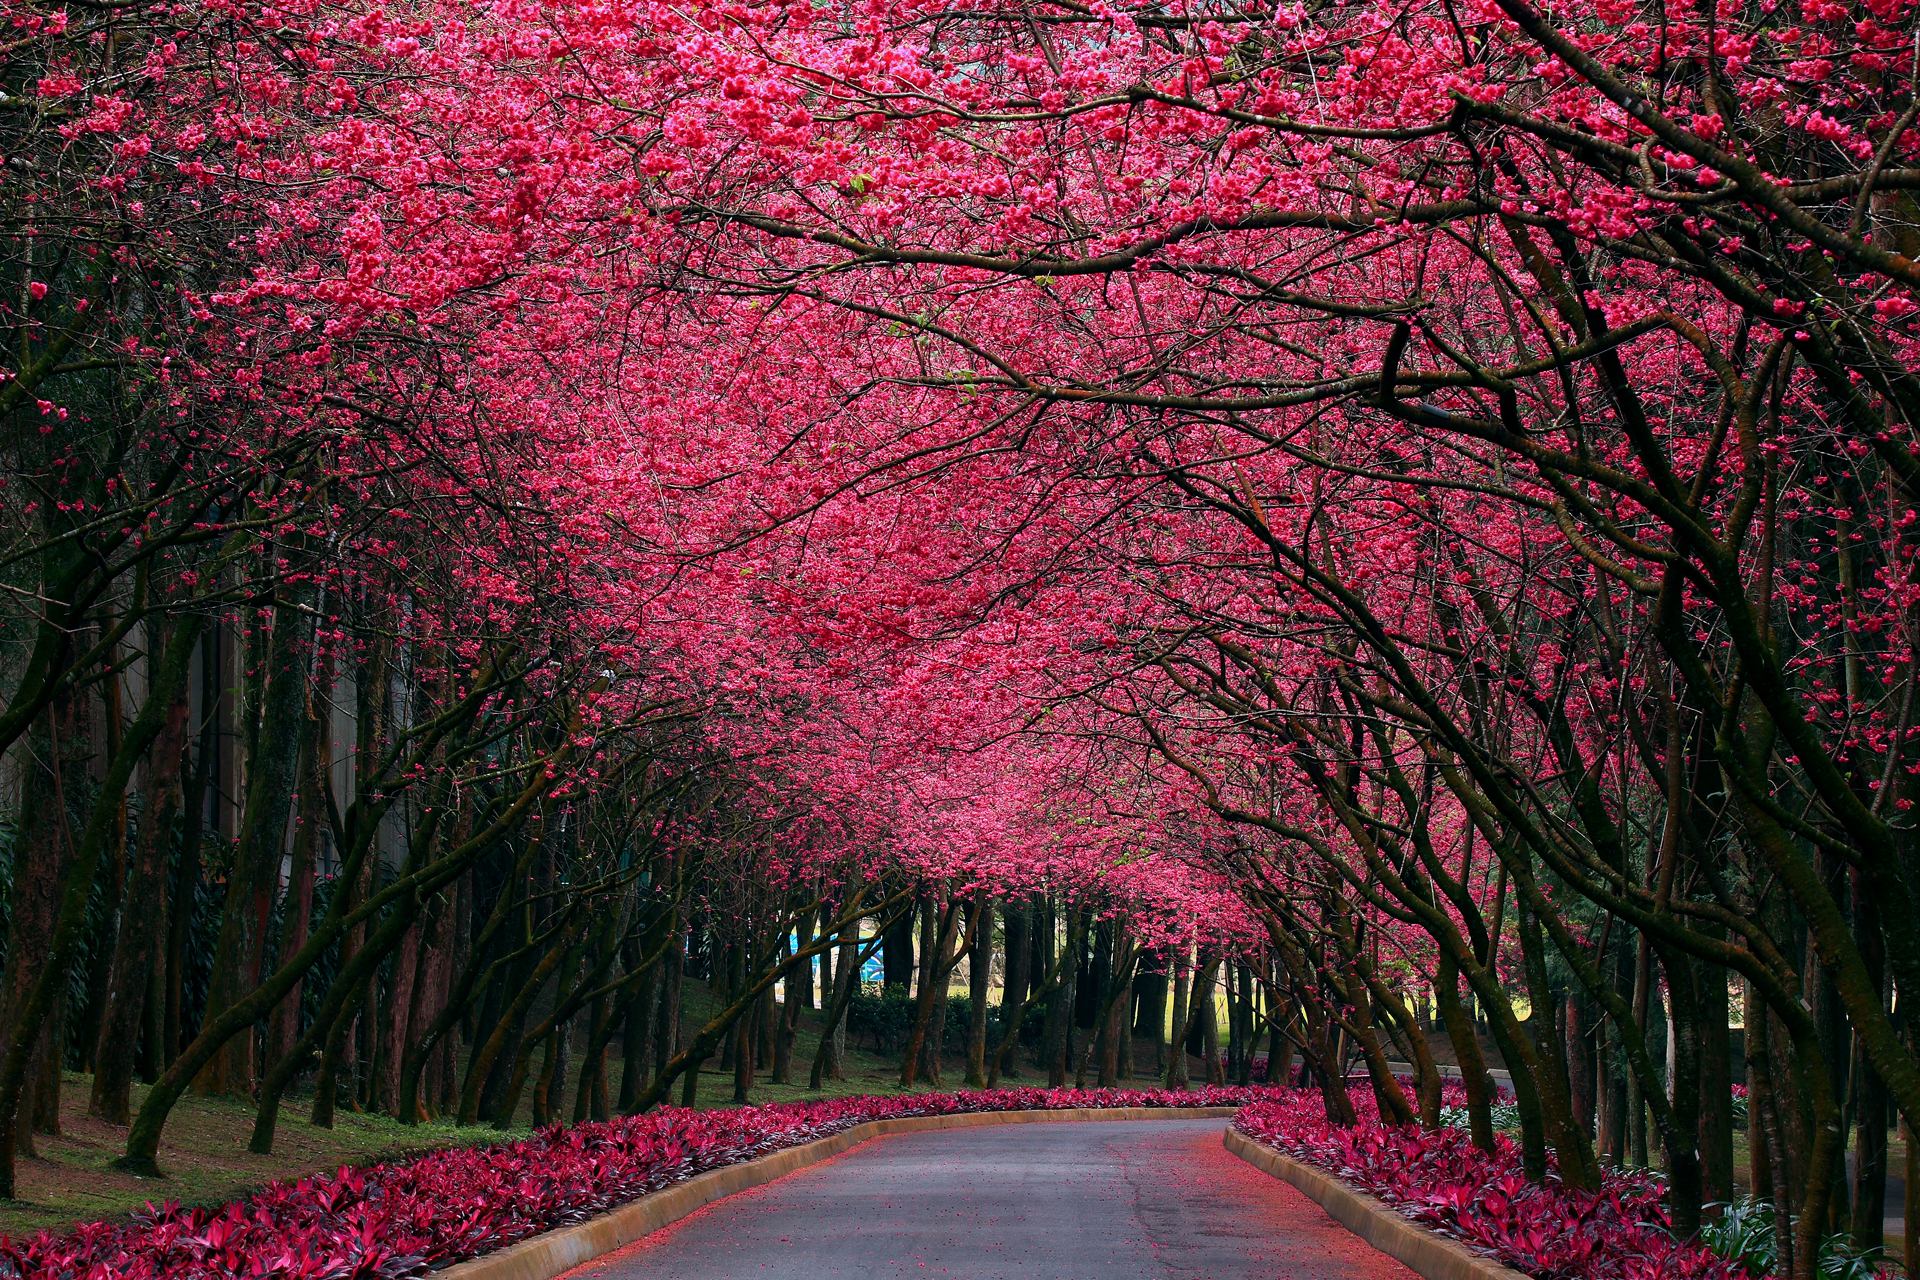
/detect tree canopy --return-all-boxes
[2,0,1916,1270]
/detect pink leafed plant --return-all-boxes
[0,1087,1274,1280]
[1235,1097,1741,1280]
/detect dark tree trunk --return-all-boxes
[1200,964,1224,1085]
[655,926,684,1076]
[1135,951,1166,1075]
[1076,920,1102,1030]
[998,900,1030,1079]
[311,847,374,1129]
[165,629,219,1067]
[0,615,203,1192]
[198,585,314,1097]
[138,957,164,1085]
[756,963,777,1069]
[965,896,993,1088]
[1697,959,1736,1209]
[902,898,960,1089]
[811,917,865,1089]
[1565,991,1594,1140]
[376,918,422,1114]
[883,905,916,993]
[618,955,657,1112]
[90,643,192,1124]
[1097,941,1128,1087]
[1166,950,1191,1089]
[1436,950,1496,1152]
[77,649,130,1073]
[794,907,815,1010]
[2,687,86,1159]
[1267,996,1295,1087]
[1043,909,1079,1088]
[575,993,616,1123]
[1851,867,1889,1251]
[265,671,327,1081]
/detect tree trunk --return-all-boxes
[1267,998,1295,1087]
[376,917,422,1114]
[1436,950,1495,1152]
[1697,959,1736,1210]
[90,641,192,1124]
[998,900,1030,1079]
[829,927,852,1076]
[1166,950,1191,1089]
[197,585,314,1097]
[883,906,915,993]
[1629,932,1651,1166]
[251,882,426,1152]
[773,948,799,1085]
[618,959,657,1112]
[756,966,777,1069]
[656,925,684,1076]
[1565,991,1594,1140]
[731,936,754,1102]
[1,688,85,1161]
[1200,965,1224,1085]
[77,642,130,1073]
[1137,952,1166,1076]
[810,918,865,1090]
[461,919,581,1126]
[1849,865,1888,1251]
[265,672,328,1080]
[965,896,993,1088]
[311,848,374,1130]
[1043,909,1080,1088]
[0,615,203,1192]
[794,906,815,1010]
[901,897,960,1089]
[1092,922,1133,1088]
[164,628,218,1066]
[1223,960,1244,1084]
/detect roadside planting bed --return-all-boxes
[0,1086,1267,1279]
[1,1085,1798,1280]
[1234,1095,1739,1280]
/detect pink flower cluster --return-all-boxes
[1234,1097,1739,1280]
[0,1087,1277,1280]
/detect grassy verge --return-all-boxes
[0,1076,529,1238]
[0,976,1170,1240]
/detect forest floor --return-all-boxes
[0,976,1170,1240]
[0,1076,527,1238]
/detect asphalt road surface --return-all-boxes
[559,1118,1418,1280]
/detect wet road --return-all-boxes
[560,1118,1417,1280]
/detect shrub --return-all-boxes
[846,987,916,1052]
[1698,1197,1890,1280]
[1437,1101,1523,1132]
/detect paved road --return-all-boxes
[560,1118,1417,1280]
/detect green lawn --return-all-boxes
[0,977,1155,1240]
[0,1076,528,1238]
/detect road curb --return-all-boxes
[1223,1127,1533,1280]
[433,1105,1243,1280]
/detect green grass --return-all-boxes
[0,1073,532,1238]
[0,975,1159,1240]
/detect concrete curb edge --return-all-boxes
[433,1105,1243,1280]
[1222,1126,1533,1280]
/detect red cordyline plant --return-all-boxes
[0,1087,1271,1280]
[1236,1096,1741,1280]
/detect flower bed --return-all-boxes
[0,1086,1275,1280]
[1234,1095,1738,1280]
